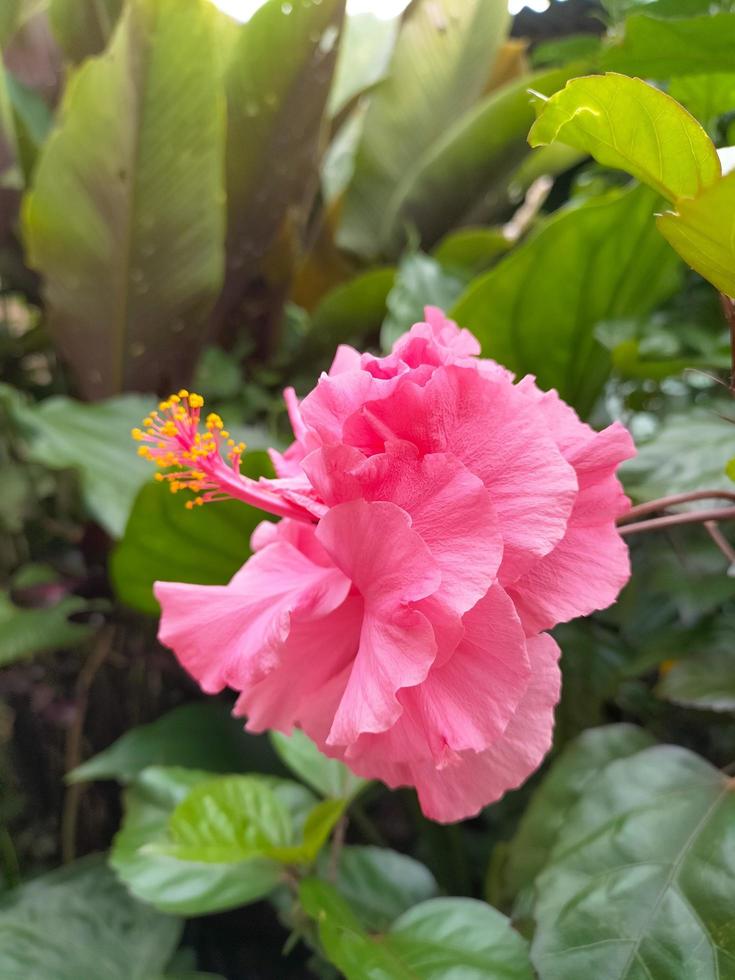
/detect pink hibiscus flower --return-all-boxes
[137,308,635,823]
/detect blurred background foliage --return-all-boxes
[1,0,735,977]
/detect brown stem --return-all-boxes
[618,506,735,536]
[704,521,735,565]
[618,489,735,524]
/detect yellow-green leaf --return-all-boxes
[529,73,721,203]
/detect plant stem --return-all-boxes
[328,814,348,884]
[618,506,735,536]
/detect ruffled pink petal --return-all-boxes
[343,365,578,581]
[411,632,561,822]
[154,541,350,695]
[315,499,442,743]
[304,444,503,616]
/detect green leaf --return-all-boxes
[603,13,735,78]
[0,589,91,666]
[302,881,535,980]
[531,746,735,979]
[502,725,656,903]
[657,171,735,297]
[669,73,735,134]
[656,629,735,711]
[378,64,582,254]
[328,12,398,117]
[270,798,346,864]
[111,766,314,914]
[307,266,395,352]
[214,0,345,331]
[338,0,510,258]
[326,846,439,932]
[621,407,735,501]
[528,73,721,203]
[452,184,680,416]
[380,251,465,350]
[22,0,225,399]
[110,451,274,615]
[0,1,22,47]
[164,775,294,863]
[9,393,151,538]
[0,856,181,979]
[432,227,511,278]
[68,702,281,784]
[49,0,122,62]
[270,728,367,801]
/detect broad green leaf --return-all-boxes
[432,227,511,277]
[532,746,735,979]
[602,13,735,78]
[452,184,680,416]
[669,74,735,134]
[378,64,581,254]
[6,71,53,181]
[0,3,21,47]
[0,62,21,243]
[326,846,439,932]
[502,725,656,902]
[307,266,395,352]
[0,856,181,979]
[111,766,314,914]
[529,73,721,203]
[270,728,367,801]
[530,34,601,68]
[657,171,735,297]
[49,0,122,62]
[328,12,398,117]
[339,0,510,257]
[68,702,281,784]
[9,394,152,537]
[656,626,735,711]
[23,0,225,399]
[302,881,535,980]
[213,0,345,332]
[601,0,714,21]
[269,798,346,864]
[110,451,274,615]
[621,407,735,501]
[164,775,293,863]
[0,589,91,666]
[380,251,465,350]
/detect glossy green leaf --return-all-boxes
[0,590,91,666]
[307,266,395,352]
[432,227,511,277]
[9,393,151,537]
[656,629,735,711]
[301,880,535,980]
[603,13,735,78]
[669,74,735,133]
[657,172,735,297]
[0,856,181,979]
[213,0,345,332]
[621,407,735,501]
[452,184,680,415]
[270,728,367,801]
[379,64,581,253]
[502,725,656,902]
[111,766,314,914]
[529,73,721,203]
[339,0,509,257]
[380,251,465,350]
[23,0,225,399]
[110,451,274,615]
[326,846,439,932]
[601,0,714,21]
[328,12,398,117]
[49,0,122,62]
[68,702,281,784]
[532,746,735,979]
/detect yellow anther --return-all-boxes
[178,389,189,398]
[138,446,151,458]
[221,430,229,438]
[157,441,166,449]
[227,439,235,447]
[131,427,144,441]
[206,413,223,429]
[159,400,170,411]
[169,394,180,404]
[161,421,177,437]
[170,481,182,493]
[154,472,164,482]
[188,393,204,409]
[143,417,154,428]
[185,499,194,510]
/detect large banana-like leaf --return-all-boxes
[49,0,123,63]
[212,0,346,341]
[338,0,509,259]
[22,0,225,399]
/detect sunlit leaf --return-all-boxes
[529,73,720,202]
[339,0,509,258]
[452,184,680,415]
[669,73,735,134]
[603,12,735,77]
[328,12,398,117]
[271,728,367,801]
[22,0,225,399]
[532,746,735,979]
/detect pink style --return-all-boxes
[141,308,635,823]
